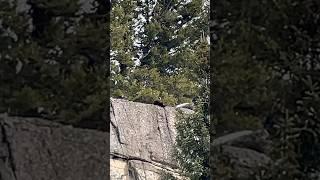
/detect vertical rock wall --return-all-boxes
[110,98,185,180]
[0,98,187,180]
[0,114,108,180]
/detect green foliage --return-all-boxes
[213,23,276,133]
[0,0,109,130]
[111,0,208,105]
[174,96,210,179]
[214,0,320,178]
[111,2,210,179]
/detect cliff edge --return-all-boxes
[110,98,184,179]
[0,114,108,180]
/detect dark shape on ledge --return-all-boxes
[153,100,166,107]
[264,114,275,130]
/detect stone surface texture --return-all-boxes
[0,113,108,180]
[110,98,184,180]
[211,130,273,179]
[0,98,273,180]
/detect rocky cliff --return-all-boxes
[211,130,273,179]
[0,99,187,180]
[0,99,273,180]
[110,98,273,179]
[0,113,108,180]
[110,98,185,180]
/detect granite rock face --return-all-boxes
[110,98,273,180]
[0,98,186,180]
[211,130,273,179]
[110,98,184,180]
[0,114,108,180]
[0,98,273,180]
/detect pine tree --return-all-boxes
[0,0,110,130]
[174,88,210,179]
[213,0,320,178]
[111,0,209,106]
[111,1,210,179]
[110,0,137,99]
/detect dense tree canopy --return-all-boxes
[213,0,320,179]
[111,0,209,106]
[0,0,109,130]
[111,0,210,179]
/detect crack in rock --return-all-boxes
[110,152,180,172]
[163,107,173,143]
[110,102,127,145]
[0,119,17,180]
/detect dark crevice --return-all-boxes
[154,109,163,145]
[163,108,173,143]
[0,122,17,180]
[46,148,59,178]
[128,161,141,180]
[110,152,180,171]
[149,155,180,169]
[110,102,127,145]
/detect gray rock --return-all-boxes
[0,115,108,180]
[212,130,254,147]
[220,145,272,179]
[226,129,272,154]
[212,130,273,179]
[110,98,185,179]
[222,145,272,167]
[0,99,274,180]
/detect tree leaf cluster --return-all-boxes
[213,0,320,178]
[111,0,208,106]
[0,0,109,130]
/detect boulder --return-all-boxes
[212,129,273,179]
[110,98,184,180]
[0,114,108,180]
